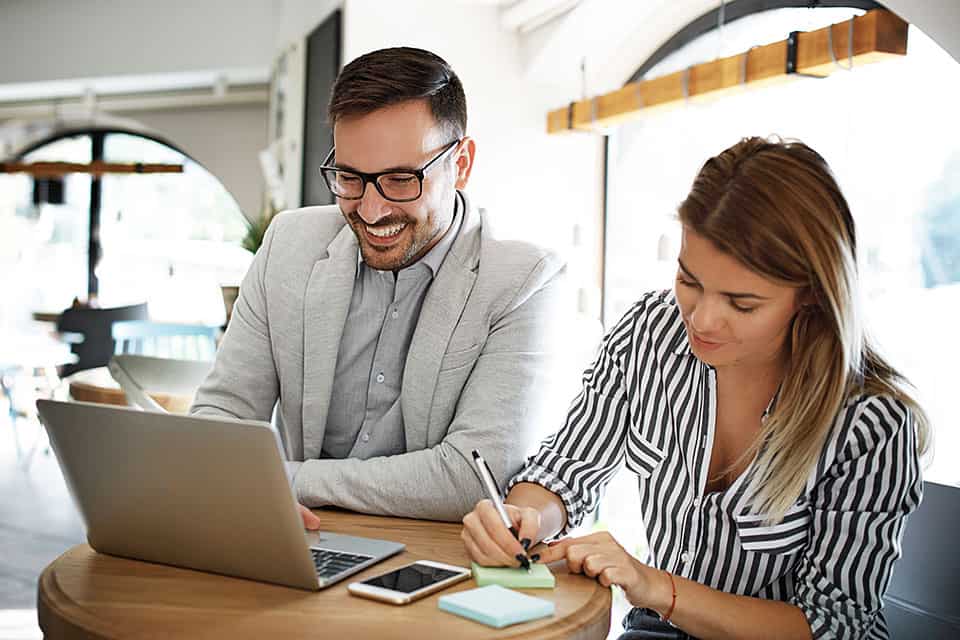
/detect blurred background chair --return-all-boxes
[884,481,960,638]
[1,333,75,468]
[56,302,149,376]
[107,354,213,412]
[111,320,219,361]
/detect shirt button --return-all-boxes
[692,497,701,508]
[376,373,385,383]
[391,308,399,319]
[362,434,370,443]
[681,551,691,563]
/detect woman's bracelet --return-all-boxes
[662,570,678,622]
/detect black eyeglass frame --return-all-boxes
[318,138,462,203]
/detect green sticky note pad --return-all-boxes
[439,585,554,628]
[471,561,556,588]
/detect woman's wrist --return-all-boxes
[505,483,567,543]
[641,565,677,617]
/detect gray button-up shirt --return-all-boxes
[320,197,463,460]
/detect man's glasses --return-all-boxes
[319,139,461,203]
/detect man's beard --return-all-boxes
[348,212,433,271]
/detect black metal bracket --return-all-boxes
[625,0,880,85]
[786,30,800,73]
[786,30,827,78]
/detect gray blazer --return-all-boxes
[192,193,566,521]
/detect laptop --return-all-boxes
[36,399,405,590]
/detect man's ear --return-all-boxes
[454,137,476,190]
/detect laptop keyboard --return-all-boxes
[311,548,374,581]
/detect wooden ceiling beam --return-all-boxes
[0,161,184,178]
[547,9,908,134]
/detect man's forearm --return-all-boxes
[294,443,489,521]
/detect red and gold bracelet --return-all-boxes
[662,570,678,622]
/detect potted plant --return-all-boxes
[241,196,279,254]
[221,197,279,326]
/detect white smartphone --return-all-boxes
[347,560,471,605]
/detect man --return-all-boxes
[191,47,565,525]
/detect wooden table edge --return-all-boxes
[39,543,613,639]
[67,371,193,413]
[38,556,114,640]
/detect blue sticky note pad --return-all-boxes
[438,585,555,628]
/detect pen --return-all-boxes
[471,449,531,571]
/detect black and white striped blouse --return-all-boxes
[511,290,922,639]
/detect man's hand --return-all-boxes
[298,503,322,530]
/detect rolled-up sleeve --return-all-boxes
[792,395,922,639]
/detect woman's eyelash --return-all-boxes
[678,277,757,313]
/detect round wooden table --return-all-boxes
[38,511,612,639]
[66,366,193,413]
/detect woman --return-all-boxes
[460,137,929,640]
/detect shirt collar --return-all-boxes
[668,290,694,356]
[672,330,693,357]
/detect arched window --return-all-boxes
[594,14,960,623]
[1,128,252,334]
[604,9,959,488]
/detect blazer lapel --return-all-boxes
[401,194,480,451]
[301,225,358,459]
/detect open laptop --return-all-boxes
[36,399,405,590]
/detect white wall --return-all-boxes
[0,0,339,221]
[0,0,339,86]
[342,0,602,268]
[519,0,960,96]
[134,104,269,219]
[0,0,273,85]
[884,0,960,63]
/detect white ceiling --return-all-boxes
[506,0,960,95]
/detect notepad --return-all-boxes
[438,585,555,628]
[471,562,556,588]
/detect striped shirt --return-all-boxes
[511,290,922,639]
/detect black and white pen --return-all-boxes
[471,449,531,571]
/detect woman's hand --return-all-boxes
[461,499,541,567]
[536,531,671,609]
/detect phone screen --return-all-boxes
[361,563,462,593]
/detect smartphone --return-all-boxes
[347,560,471,605]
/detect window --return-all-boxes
[0,135,90,335]
[98,133,251,323]
[0,131,252,334]
[605,15,960,490]
[597,17,960,628]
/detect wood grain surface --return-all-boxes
[38,510,612,639]
[66,366,193,413]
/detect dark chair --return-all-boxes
[884,480,960,639]
[55,302,149,376]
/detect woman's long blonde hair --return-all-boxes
[678,136,930,521]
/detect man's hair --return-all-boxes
[328,47,466,139]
